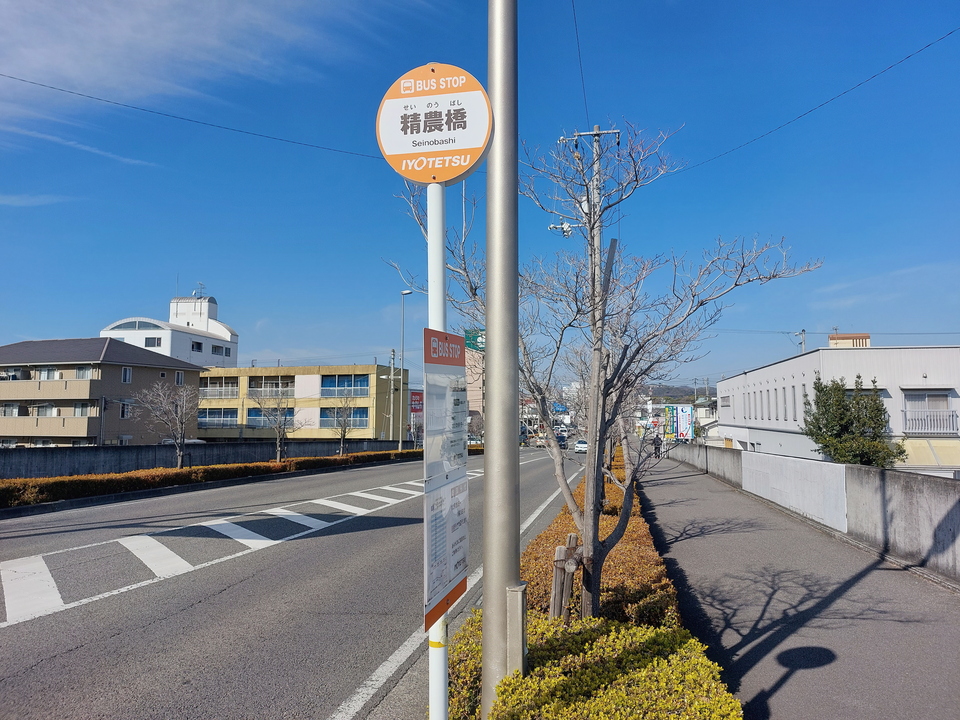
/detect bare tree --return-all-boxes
[331,392,358,456]
[251,392,311,462]
[389,121,819,616]
[134,381,199,469]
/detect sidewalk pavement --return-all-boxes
[638,459,960,720]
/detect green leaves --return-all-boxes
[801,373,906,468]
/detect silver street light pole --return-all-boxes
[484,0,523,716]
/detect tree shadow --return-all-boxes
[664,517,770,545]
[636,484,923,718]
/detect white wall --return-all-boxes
[742,452,847,532]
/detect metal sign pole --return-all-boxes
[427,181,448,720]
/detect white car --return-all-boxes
[573,439,588,454]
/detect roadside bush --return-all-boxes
[0,449,423,508]
[450,611,740,720]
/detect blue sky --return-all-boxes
[2,1,958,389]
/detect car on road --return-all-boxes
[556,434,567,449]
[574,439,588,453]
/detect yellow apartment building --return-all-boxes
[197,365,409,443]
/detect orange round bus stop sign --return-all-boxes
[376,63,492,186]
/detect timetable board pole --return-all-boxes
[427,182,448,720]
[376,62,492,720]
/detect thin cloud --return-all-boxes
[1,126,154,165]
[0,1,419,123]
[0,193,72,206]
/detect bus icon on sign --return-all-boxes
[431,337,439,357]
[401,79,414,94]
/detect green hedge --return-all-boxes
[0,449,424,508]
[450,612,741,720]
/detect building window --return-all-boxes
[121,367,133,383]
[211,345,224,356]
[903,392,955,435]
[321,374,371,397]
[38,367,58,381]
[1,403,19,417]
[198,408,238,428]
[792,386,797,421]
[145,337,162,348]
[783,386,788,421]
[74,402,90,417]
[191,341,203,353]
[120,402,133,419]
[76,366,91,380]
[320,407,369,428]
[175,371,185,386]
[36,404,55,417]
[0,438,17,448]
[225,347,232,357]
[33,439,53,447]
[72,439,94,447]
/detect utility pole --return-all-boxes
[795,329,806,353]
[557,124,618,619]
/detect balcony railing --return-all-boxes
[198,418,239,429]
[319,418,370,428]
[247,388,295,399]
[199,388,239,399]
[902,409,959,436]
[319,387,370,398]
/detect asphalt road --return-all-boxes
[0,449,576,720]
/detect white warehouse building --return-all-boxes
[101,293,239,369]
[715,334,960,478]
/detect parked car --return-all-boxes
[573,439,588,454]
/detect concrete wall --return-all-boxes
[0,439,412,479]
[742,452,847,532]
[665,443,960,584]
[666,442,742,488]
[846,465,960,581]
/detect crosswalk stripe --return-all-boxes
[349,491,400,504]
[310,498,370,515]
[1,556,64,623]
[200,519,277,549]
[263,508,331,530]
[118,535,193,578]
[377,486,422,496]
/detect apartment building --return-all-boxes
[101,292,238,368]
[0,338,204,447]
[715,336,960,477]
[197,364,409,443]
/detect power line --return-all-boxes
[2,23,957,170]
[675,24,960,174]
[569,0,591,127]
[0,71,382,160]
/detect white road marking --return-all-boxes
[377,486,422,497]
[1,555,64,623]
[118,535,193,578]
[310,498,371,515]
[264,508,331,530]
[349,491,402,504]
[200,519,278,550]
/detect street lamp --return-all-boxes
[399,289,413,451]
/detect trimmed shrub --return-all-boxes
[449,611,740,720]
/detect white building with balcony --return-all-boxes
[715,336,960,477]
[101,292,238,369]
